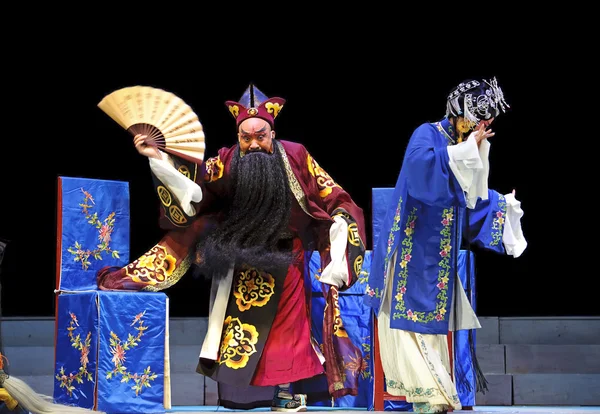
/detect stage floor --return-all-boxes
[165,406,600,414]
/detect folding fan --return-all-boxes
[98,85,206,164]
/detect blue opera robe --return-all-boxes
[364,118,508,335]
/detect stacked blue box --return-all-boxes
[53,176,171,413]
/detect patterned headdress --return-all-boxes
[225,84,286,128]
[446,77,510,125]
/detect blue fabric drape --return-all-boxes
[53,291,168,413]
[96,292,167,413]
[54,291,99,409]
[57,176,130,291]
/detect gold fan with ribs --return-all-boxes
[98,85,206,164]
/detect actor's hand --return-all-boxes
[470,123,495,147]
[133,134,162,160]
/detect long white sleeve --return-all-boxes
[319,215,350,289]
[148,151,203,217]
[447,138,490,208]
[502,192,527,258]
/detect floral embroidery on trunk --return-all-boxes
[67,188,121,270]
[218,316,259,369]
[358,266,369,284]
[125,244,177,286]
[233,268,275,312]
[490,195,507,246]
[106,311,158,396]
[55,311,93,397]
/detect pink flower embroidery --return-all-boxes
[111,343,126,367]
[99,224,113,243]
[80,345,89,366]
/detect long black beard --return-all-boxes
[195,143,294,279]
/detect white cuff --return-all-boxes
[472,139,490,201]
[319,216,350,289]
[149,151,203,217]
[447,137,490,208]
[502,193,527,258]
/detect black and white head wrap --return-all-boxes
[446,77,510,124]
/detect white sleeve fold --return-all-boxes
[319,216,350,289]
[502,192,527,258]
[148,151,203,217]
[447,138,490,208]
